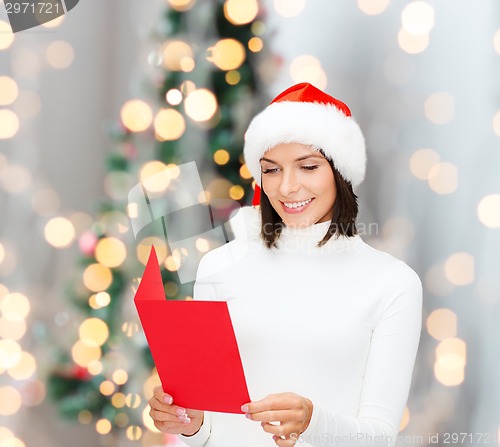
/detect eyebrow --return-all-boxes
[260,154,325,164]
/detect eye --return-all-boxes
[261,167,280,174]
[301,165,319,171]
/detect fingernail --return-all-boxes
[245,413,251,419]
[163,395,173,404]
[176,408,186,416]
[182,417,191,424]
[241,405,248,412]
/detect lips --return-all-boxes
[280,198,315,214]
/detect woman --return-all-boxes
[148,83,423,447]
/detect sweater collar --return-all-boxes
[275,219,362,254]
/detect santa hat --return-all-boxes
[243,82,366,206]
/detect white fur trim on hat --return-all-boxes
[243,101,366,188]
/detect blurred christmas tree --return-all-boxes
[46,0,280,445]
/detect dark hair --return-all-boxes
[259,151,359,249]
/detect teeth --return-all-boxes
[283,198,312,209]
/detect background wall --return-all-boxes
[1,0,499,446]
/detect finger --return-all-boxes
[249,408,299,423]
[243,393,296,415]
[261,421,297,437]
[149,407,192,425]
[153,419,193,435]
[153,386,173,404]
[273,435,297,447]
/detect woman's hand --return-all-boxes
[148,386,204,436]
[241,392,313,446]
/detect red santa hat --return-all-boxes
[243,82,366,206]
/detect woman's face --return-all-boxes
[260,143,336,228]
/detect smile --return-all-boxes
[280,198,315,214]
[283,198,313,209]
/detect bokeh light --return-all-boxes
[0,387,22,415]
[426,308,457,340]
[41,13,64,28]
[248,37,263,53]
[162,40,193,71]
[44,217,76,248]
[142,405,159,432]
[126,426,142,441]
[46,41,74,69]
[0,77,18,105]
[401,1,435,35]
[226,70,241,85]
[397,28,429,54]
[82,264,113,292]
[273,0,305,17]
[0,21,14,50]
[224,0,258,25]
[357,0,389,15]
[96,419,112,435]
[165,253,182,272]
[79,318,109,347]
[289,55,327,89]
[184,89,218,122]
[409,148,440,180]
[424,92,455,124]
[427,162,458,194]
[95,237,127,268]
[239,164,252,179]
[121,321,139,337]
[166,89,182,106]
[0,339,22,369]
[125,393,141,408]
[444,252,475,286]
[99,380,115,396]
[207,39,246,71]
[494,30,500,55]
[120,100,153,132]
[1,293,30,321]
[0,110,20,139]
[137,237,168,265]
[78,410,93,424]
[477,194,500,228]
[21,379,46,407]
[72,340,101,367]
[112,369,128,385]
[7,351,36,380]
[139,160,170,194]
[492,111,500,137]
[214,149,230,165]
[167,0,195,11]
[154,108,186,141]
[434,337,466,387]
[0,318,27,341]
[229,185,245,200]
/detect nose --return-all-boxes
[279,168,300,197]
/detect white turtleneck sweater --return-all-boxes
[177,206,422,447]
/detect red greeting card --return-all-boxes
[134,246,250,413]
